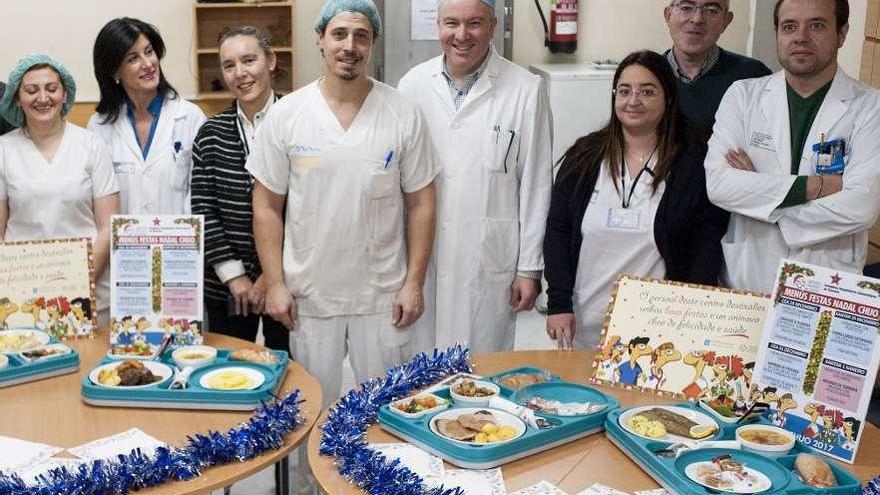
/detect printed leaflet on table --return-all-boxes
[109,216,204,352]
[0,238,96,338]
[752,259,880,463]
[592,275,770,409]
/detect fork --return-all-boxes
[169,366,195,390]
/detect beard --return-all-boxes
[780,53,834,78]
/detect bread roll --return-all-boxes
[794,454,837,487]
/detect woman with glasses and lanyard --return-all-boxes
[190,26,289,353]
[544,50,729,350]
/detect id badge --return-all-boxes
[812,138,846,175]
[607,208,640,230]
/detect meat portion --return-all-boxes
[639,408,698,437]
[457,411,496,431]
[116,360,159,386]
[435,419,479,441]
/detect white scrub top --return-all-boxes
[573,159,666,349]
[87,95,205,215]
[246,79,439,317]
[0,123,119,309]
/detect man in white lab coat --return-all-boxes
[398,0,552,354]
[705,0,880,293]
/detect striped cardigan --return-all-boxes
[190,96,279,303]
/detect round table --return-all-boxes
[0,329,322,495]
[308,350,880,493]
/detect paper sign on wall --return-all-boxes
[0,238,96,338]
[752,260,880,463]
[109,216,204,352]
[411,0,440,40]
[591,275,771,409]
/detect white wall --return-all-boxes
[0,0,865,102]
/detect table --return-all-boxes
[0,329,322,495]
[308,350,880,493]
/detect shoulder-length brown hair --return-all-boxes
[558,50,685,194]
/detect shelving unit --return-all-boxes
[193,1,295,100]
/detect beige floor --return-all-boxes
[215,309,554,495]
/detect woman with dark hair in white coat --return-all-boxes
[88,17,205,215]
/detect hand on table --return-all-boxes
[546,313,575,351]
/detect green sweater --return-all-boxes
[667,48,772,134]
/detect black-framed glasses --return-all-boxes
[671,1,725,19]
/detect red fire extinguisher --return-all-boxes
[535,0,577,54]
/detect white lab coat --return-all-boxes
[398,46,553,354]
[88,95,206,215]
[705,68,880,293]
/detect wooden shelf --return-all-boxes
[193,1,295,94]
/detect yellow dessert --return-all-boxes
[207,370,253,390]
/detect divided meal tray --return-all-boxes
[605,403,862,495]
[80,349,288,411]
[0,330,79,389]
[378,367,619,470]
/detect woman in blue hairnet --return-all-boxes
[0,55,120,325]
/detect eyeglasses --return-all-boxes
[671,1,726,19]
[613,87,660,99]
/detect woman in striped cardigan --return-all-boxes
[190,26,288,353]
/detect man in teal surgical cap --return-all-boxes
[398,0,554,354]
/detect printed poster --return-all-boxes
[109,216,204,351]
[0,238,96,338]
[411,0,439,40]
[591,275,771,409]
[752,260,880,463]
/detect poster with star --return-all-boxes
[109,215,204,353]
[590,275,771,408]
[751,259,880,463]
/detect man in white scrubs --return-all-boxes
[398,0,552,354]
[248,0,438,405]
[705,0,880,293]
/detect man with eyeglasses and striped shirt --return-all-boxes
[663,0,771,135]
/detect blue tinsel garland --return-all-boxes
[320,345,474,495]
[0,390,303,495]
[865,474,880,495]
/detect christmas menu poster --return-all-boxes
[109,216,204,351]
[0,238,96,338]
[752,260,880,463]
[591,275,771,410]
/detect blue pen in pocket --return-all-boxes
[384,150,394,169]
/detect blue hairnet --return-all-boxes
[437,0,496,8]
[315,0,382,37]
[0,54,76,128]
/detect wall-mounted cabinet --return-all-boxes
[193,1,295,99]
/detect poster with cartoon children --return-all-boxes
[109,216,204,355]
[752,260,880,463]
[591,276,770,410]
[0,238,96,338]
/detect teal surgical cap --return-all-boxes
[314,0,382,37]
[0,54,76,128]
[437,0,496,8]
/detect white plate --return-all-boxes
[685,461,772,493]
[429,407,527,446]
[0,329,50,354]
[619,405,718,443]
[199,367,265,391]
[18,343,72,362]
[89,360,173,389]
